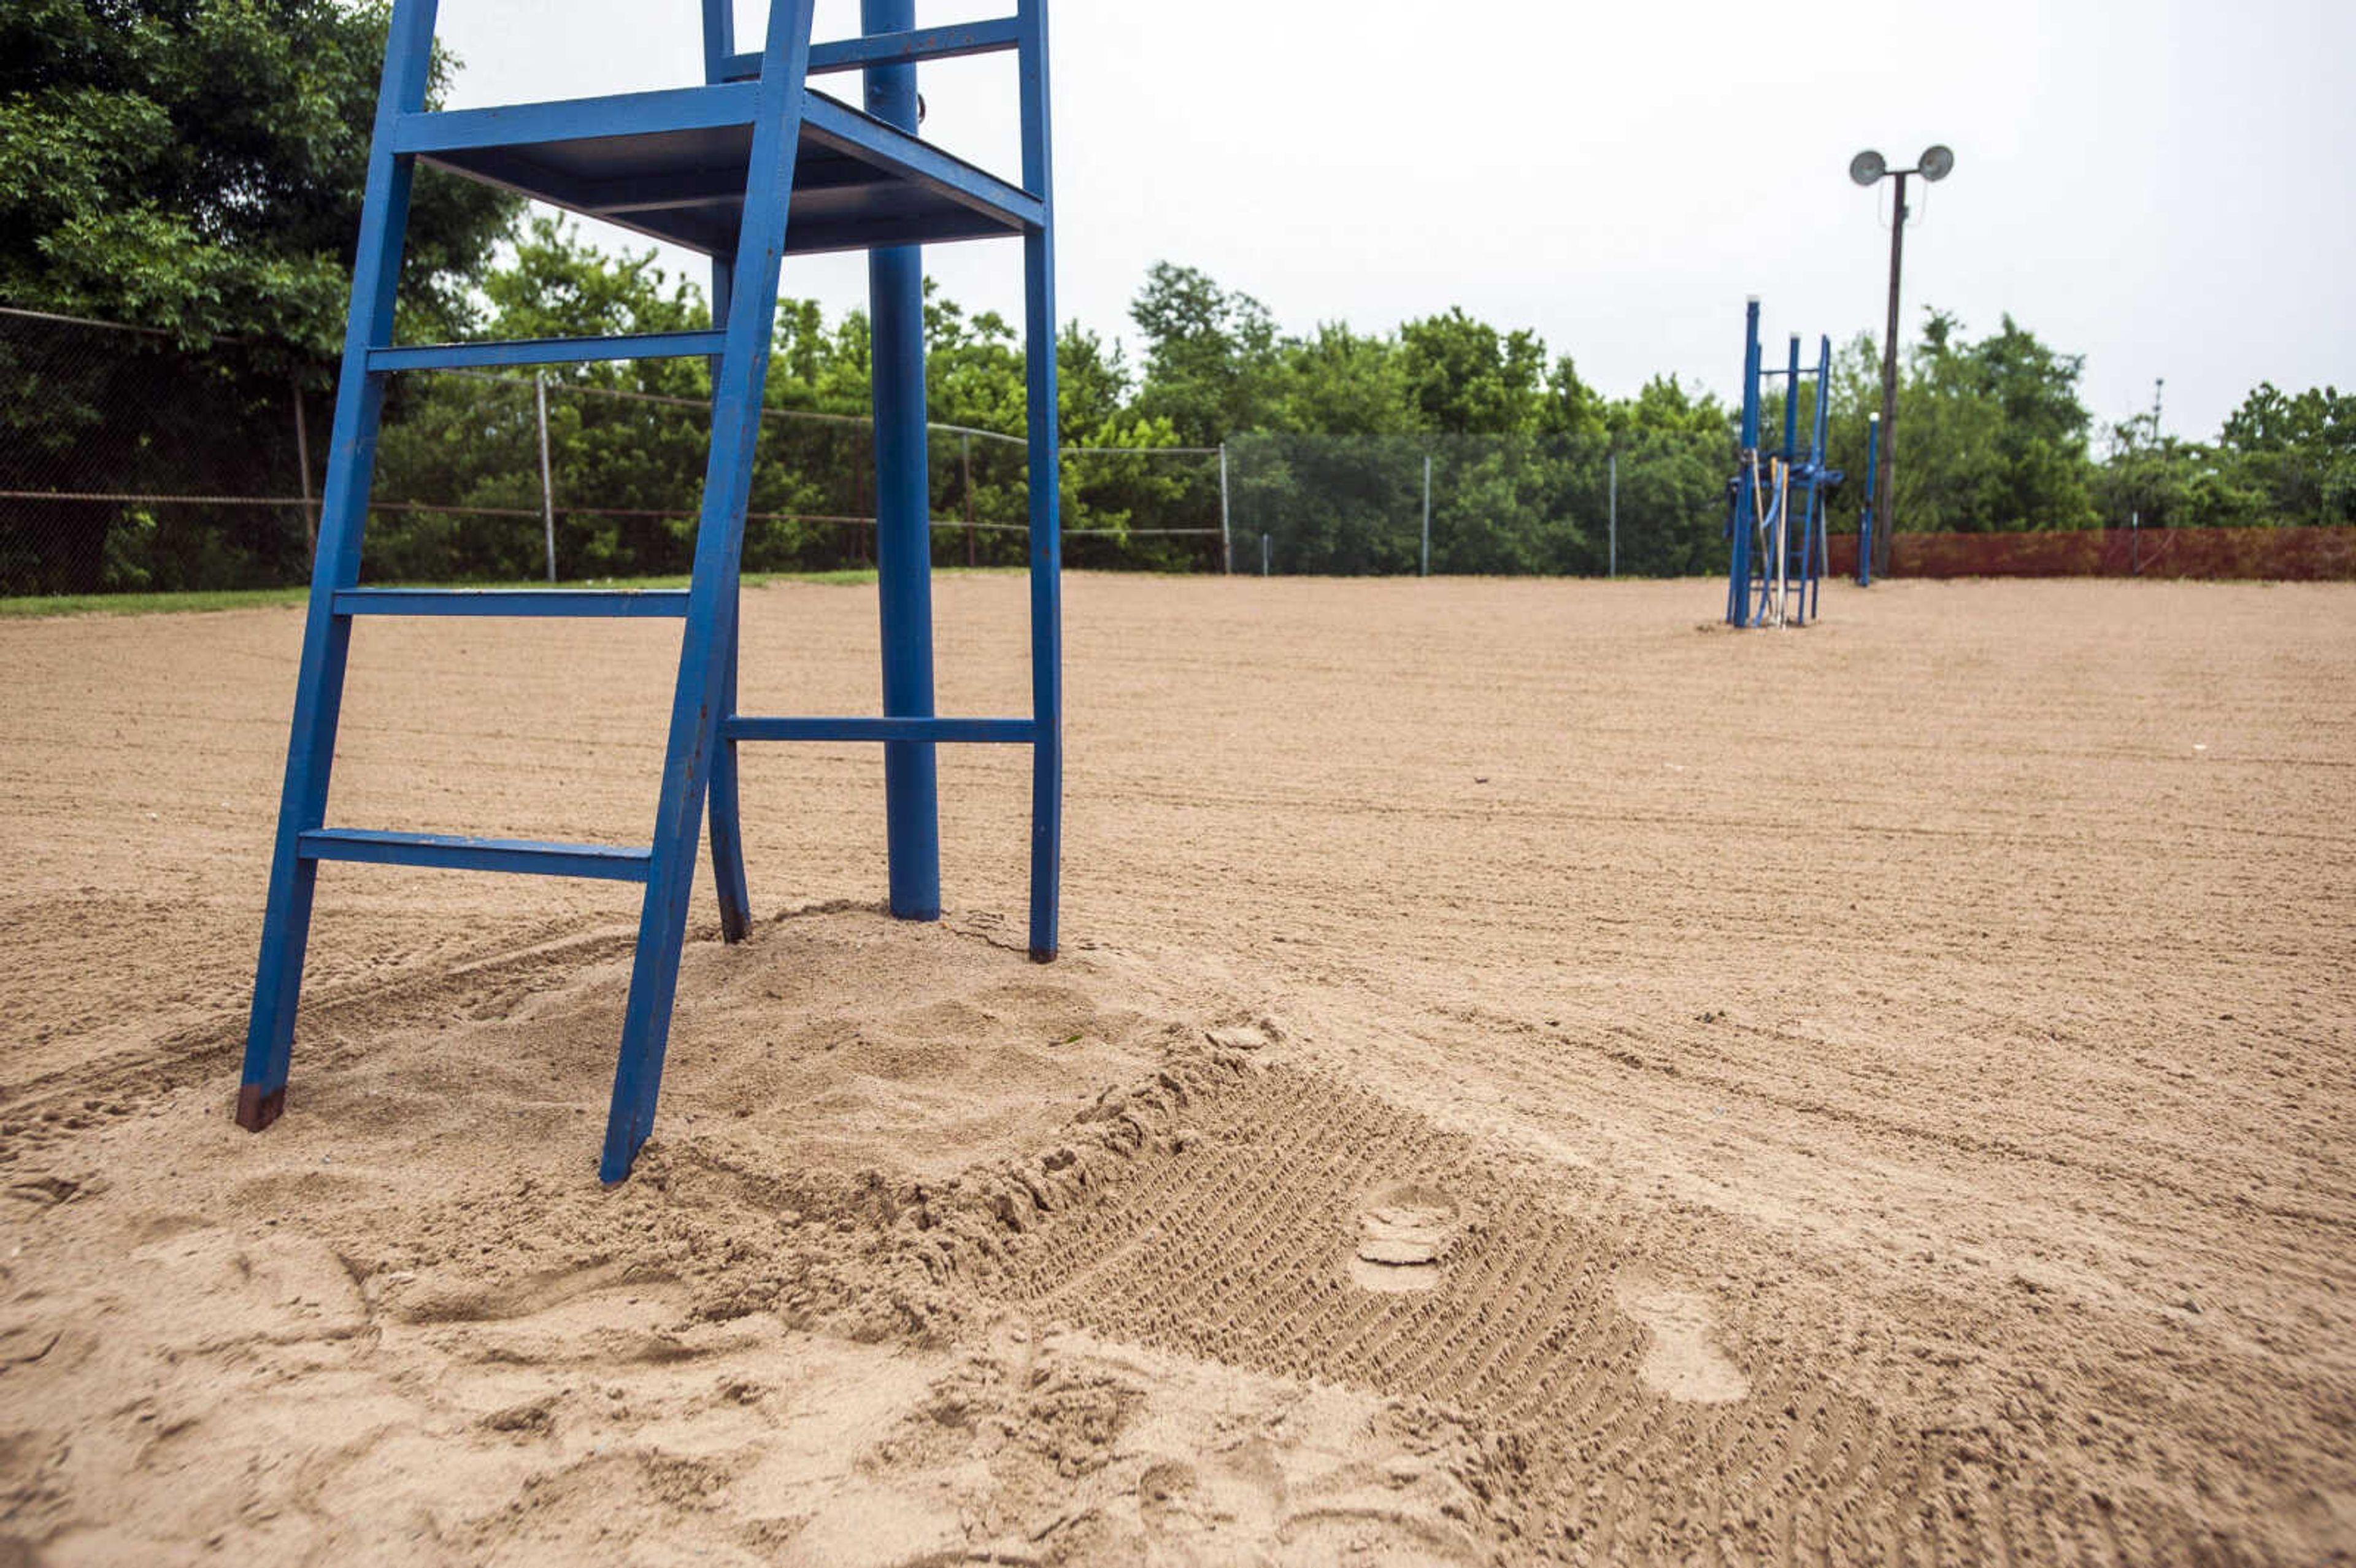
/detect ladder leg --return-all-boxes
[707,598,753,941]
[600,0,816,1183]
[239,0,440,1130]
[1018,0,1061,963]
[701,250,752,943]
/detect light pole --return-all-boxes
[1848,143,1953,582]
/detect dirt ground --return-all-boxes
[1,574,2351,1566]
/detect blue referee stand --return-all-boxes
[236,0,1065,1182]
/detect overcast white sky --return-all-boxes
[433,0,2354,441]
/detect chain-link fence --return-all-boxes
[1221,429,1738,578]
[0,308,1226,596]
[0,309,319,595]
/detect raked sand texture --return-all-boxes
[2,575,2352,1565]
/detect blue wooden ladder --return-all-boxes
[238,0,1063,1183]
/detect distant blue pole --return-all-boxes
[1858,413,1880,586]
[1782,334,1801,464]
[1728,298,1763,626]
[864,0,940,921]
[1807,334,1831,620]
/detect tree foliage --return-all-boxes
[0,0,515,358]
[7,23,2350,596]
[0,0,517,592]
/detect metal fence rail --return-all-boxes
[0,307,1225,594]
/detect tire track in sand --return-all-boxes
[988,1058,2256,1566]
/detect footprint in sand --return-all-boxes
[1347,1183,1461,1294]
[1613,1268,1749,1403]
[1137,1459,1204,1532]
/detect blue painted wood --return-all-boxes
[706,607,753,942]
[720,18,1022,81]
[237,0,441,1133]
[1808,334,1833,622]
[300,828,652,881]
[396,85,1041,262]
[599,0,818,1185]
[368,331,723,372]
[725,716,1036,744]
[1727,298,1762,628]
[865,0,941,926]
[699,0,735,84]
[1019,0,1062,963]
[394,83,760,153]
[1782,335,1802,474]
[241,0,1064,1178]
[1858,414,1881,586]
[700,252,753,947]
[333,588,690,618]
[758,210,1026,256]
[800,95,1044,227]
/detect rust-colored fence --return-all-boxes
[1827,527,2356,582]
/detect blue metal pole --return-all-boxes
[1858,412,1880,586]
[1727,298,1762,627]
[1782,334,1801,462]
[1809,335,1831,620]
[864,0,941,923]
[699,0,734,82]
[239,0,440,1131]
[1779,332,1800,623]
[1018,0,1061,962]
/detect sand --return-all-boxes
[1,574,2352,1565]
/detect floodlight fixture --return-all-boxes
[1846,140,1957,578]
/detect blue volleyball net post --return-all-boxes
[1724,300,1842,628]
[236,0,1064,1183]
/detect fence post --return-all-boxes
[1218,440,1231,574]
[961,431,976,567]
[534,372,556,583]
[1607,449,1617,578]
[291,374,317,559]
[2131,509,2139,577]
[1261,531,1269,577]
[1420,453,1431,577]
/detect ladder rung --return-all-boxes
[724,715,1036,744]
[299,829,653,882]
[368,331,725,373]
[334,588,691,618]
[720,19,1022,81]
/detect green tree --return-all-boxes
[1823,310,2098,535]
[0,0,516,592]
[1273,323,1413,436]
[1398,307,1547,434]
[1130,261,1282,443]
[2219,382,2355,525]
[1,0,514,355]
